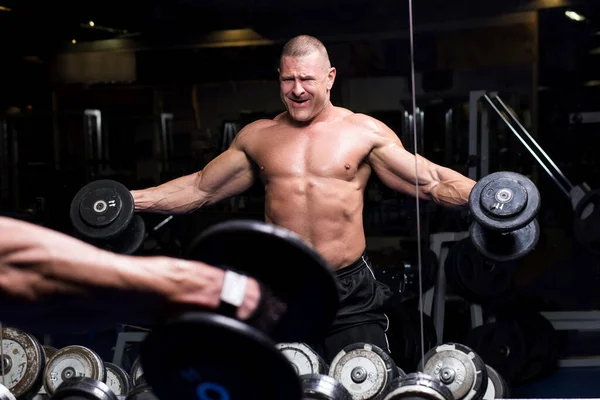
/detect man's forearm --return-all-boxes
[131,172,208,214]
[428,166,476,208]
[0,217,260,332]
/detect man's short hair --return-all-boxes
[279,35,331,69]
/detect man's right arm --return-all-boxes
[0,217,260,332]
[132,123,261,214]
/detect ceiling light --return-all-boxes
[89,21,95,27]
[565,10,585,22]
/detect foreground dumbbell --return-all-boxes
[0,327,45,399]
[468,171,540,262]
[380,372,453,400]
[328,342,399,400]
[43,345,106,396]
[51,377,117,400]
[142,313,301,400]
[277,342,328,376]
[139,220,339,400]
[301,374,352,400]
[418,343,488,400]
[70,180,145,255]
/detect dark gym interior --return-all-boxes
[1,0,600,399]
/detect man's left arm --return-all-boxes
[366,117,476,208]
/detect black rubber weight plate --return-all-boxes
[186,220,339,343]
[140,312,301,400]
[70,180,134,240]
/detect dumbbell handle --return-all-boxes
[143,215,174,240]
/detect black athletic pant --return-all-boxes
[310,252,393,364]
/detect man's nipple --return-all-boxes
[345,164,351,170]
[260,165,265,171]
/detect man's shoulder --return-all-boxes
[341,110,381,132]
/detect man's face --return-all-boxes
[279,52,336,123]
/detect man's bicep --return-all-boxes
[197,147,256,205]
[367,122,437,196]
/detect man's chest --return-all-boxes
[246,127,374,180]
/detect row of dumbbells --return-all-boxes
[0,326,155,400]
[278,341,509,400]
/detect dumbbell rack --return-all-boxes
[112,327,148,367]
[424,232,600,369]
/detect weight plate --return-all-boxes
[0,384,16,400]
[0,326,45,399]
[573,189,600,255]
[104,363,132,396]
[515,312,559,383]
[102,214,146,255]
[464,318,528,383]
[276,342,327,376]
[70,180,134,240]
[130,357,143,386]
[384,297,438,373]
[381,372,453,400]
[329,342,397,400]
[43,346,58,360]
[396,367,407,378]
[126,383,159,400]
[483,365,509,400]
[446,238,515,304]
[418,343,487,400]
[37,346,58,396]
[470,219,540,263]
[301,374,352,400]
[186,220,339,343]
[43,345,106,395]
[140,312,301,400]
[52,376,117,400]
[469,172,540,232]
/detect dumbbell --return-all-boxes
[483,365,510,400]
[125,383,159,400]
[50,377,117,400]
[301,374,352,400]
[380,372,454,400]
[138,220,340,400]
[0,384,16,400]
[277,342,328,376]
[70,180,145,254]
[129,357,144,387]
[417,343,488,400]
[328,342,400,400]
[468,171,541,262]
[0,326,46,399]
[104,362,133,398]
[43,345,106,396]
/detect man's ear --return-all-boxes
[327,67,337,90]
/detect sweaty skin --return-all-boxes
[132,51,476,270]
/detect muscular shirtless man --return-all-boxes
[131,35,476,361]
[0,217,261,332]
